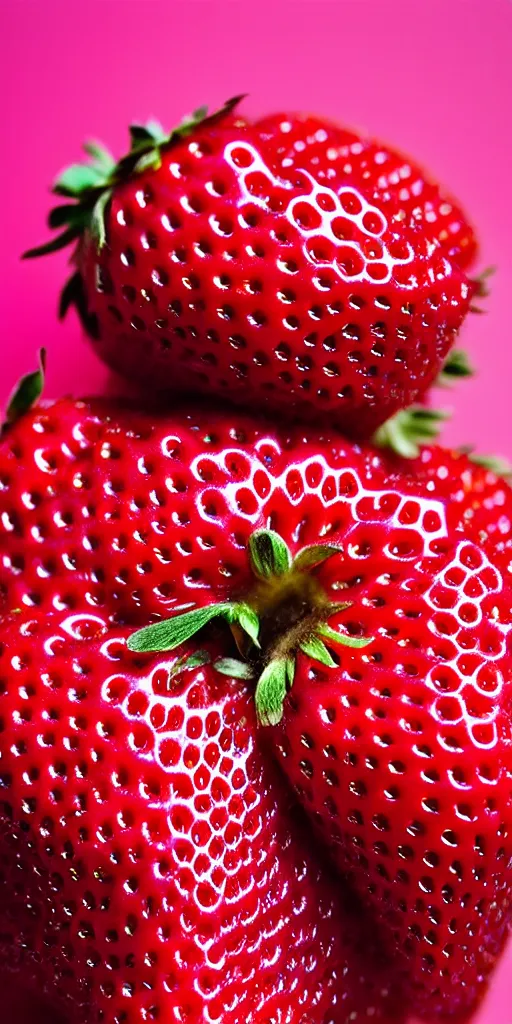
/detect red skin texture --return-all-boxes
[372,445,512,552]
[0,613,402,1024]
[255,113,478,272]
[74,106,473,437]
[0,979,63,1024]
[0,399,511,1020]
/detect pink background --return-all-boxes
[0,0,511,1020]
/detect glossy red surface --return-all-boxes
[57,104,474,438]
[255,113,478,271]
[0,399,511,1021]
[273,534,512,1019]
[0,613,402,1023]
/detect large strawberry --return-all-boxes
[0,608,404,1024]
[1,388,511,1020]
[24,98,473,437]
[256,112,478,271]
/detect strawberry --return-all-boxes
[24,98,473,437]
[374,440,512,550]
[1,972,62,1024]
[1,389,511,1020]
[256,113,478,271]
[0,609,403,1024]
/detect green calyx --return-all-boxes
[374,349,474,458]
[128,601,260,654]
[373,406,449,459]
[472,264,496,301]
[128,527,371,726]
[2,348,46,437]
[23,95,245,262]
[436,347,474,388]
[458,447,512,479]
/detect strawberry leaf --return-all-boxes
[227,603,261,648]
[300,636,337,667]
[48,204,90,230]
[127,601,260,654]
[473,264,496,299]
[214,658,255,679]
[57,271,99,339]
[129,121,168,150]
[82,139,115,172]
[54,163,106,197]
[464,451,512,478]
[168,650,211,677]
[23,95,246,268]
[23,225,83,259]
[374,406,449,459]
[436,348,474,388]
[249,529,292,580]
[90,189,113,249]
[3,348,46,434]
[293,543,341,572]
[255,657,295,727]
[317,622,371,650]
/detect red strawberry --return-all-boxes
[1,972,63,1024]
[0,609,403,1024]
[1,391,511,1020]
[371,439,512,551]
[256,113,478,271]
[24,98,473,437]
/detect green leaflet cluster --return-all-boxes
[23,96,244,261]
[128,528,371,726]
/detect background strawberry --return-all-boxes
[256,112,478,271]
[1,393,511,1021]
[25,99,473,437]
[0,609,404,1024]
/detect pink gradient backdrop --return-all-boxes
[0,0,511,1020]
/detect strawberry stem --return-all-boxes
[127,527,371,727]
[2,348,46,436]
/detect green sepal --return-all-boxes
[129,121,168,149]
[249,529,292,580]
[473,265,496,299]
[461,450,512,478]
[3,348,46,434]
[169,650,211,677]
[90,189,113,249]
[48,204,90,230]
[23,225,84,260]
[22,94,246,266]
[292,543,341,573]
[127,601,260,654]
[374,406,449,459]
[436,348,474,388]
[54,163,106,197]
[233,604,260,647]
[58,271,99,339]
[134,150,163,176]
[317,622,371,650]
[300,636,337,667]
[82,139,115,173]
[214,658,255,680]
[255,657,295,727]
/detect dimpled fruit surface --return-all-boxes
[0,609,403,1023]
[28,100,473,439]
[0,398,511,1022]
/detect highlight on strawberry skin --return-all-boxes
[24,96,476,439]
